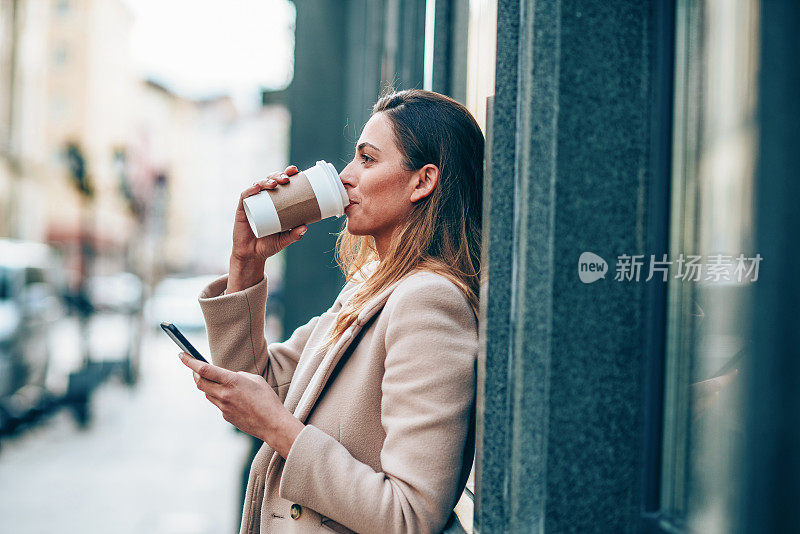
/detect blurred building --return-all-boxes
[0,0,137,287]
[1,0,54,240]
[134,80,290,276]
[1,0,291,283]
[44,0,137,255]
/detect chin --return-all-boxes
[345,219,366,236]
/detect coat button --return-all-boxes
[290,503,302,520]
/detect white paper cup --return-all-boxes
[242,160,349,238]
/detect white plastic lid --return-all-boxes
[318,160,349,216]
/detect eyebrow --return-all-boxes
[357,142,381,153]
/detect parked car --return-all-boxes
[0,240,66,433]
[85,271,146,386]
[87,272,145,314]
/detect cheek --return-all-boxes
[362,189,405,223]
[352,168,411,227]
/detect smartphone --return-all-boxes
[160,322,209,363]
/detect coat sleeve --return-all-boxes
[198,274,351,402]
[277,277,478,534]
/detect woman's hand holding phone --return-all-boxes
[228,164,308,293]
[178,352,304,459]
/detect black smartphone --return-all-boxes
[160,322,209,363]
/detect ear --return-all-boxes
[409,164,440,203]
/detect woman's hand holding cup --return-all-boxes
[227,165,308,293]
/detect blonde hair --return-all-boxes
[316,89,484,356]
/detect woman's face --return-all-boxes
[339,112,434,257]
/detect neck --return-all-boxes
[373,231,392,262]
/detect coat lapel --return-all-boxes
[265,275,410,478]
[278,281,360,418]
[288,276,405,422]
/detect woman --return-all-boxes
[179,89,484,534]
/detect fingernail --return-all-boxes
[280,173,288,179]
[267,179,276,185]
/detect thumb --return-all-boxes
[293,225,308,240]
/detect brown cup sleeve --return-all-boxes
[266,171,323,231]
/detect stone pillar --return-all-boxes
[475,0,665,530]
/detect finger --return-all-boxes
[254,178,278,191]
[261,170,285,183]
[278,225,308,248]
[239,183,266,201]
[196,376,228,399]
[285,165,299,176]
[240,177,280,200]
[199,363,237,385]
[181,354,236,385]
[276,172,290,184]
[180,352,204,372]
[204,392,224,411]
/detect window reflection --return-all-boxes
[661,0,760,532]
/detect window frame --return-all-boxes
[641,0,683,531]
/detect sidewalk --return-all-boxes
[0,327,250,534]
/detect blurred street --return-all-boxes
[0,1,290,528]
[0,323,250,534]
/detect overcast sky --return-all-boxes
[122,0,295,111]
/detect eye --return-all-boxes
[359,153,374,164]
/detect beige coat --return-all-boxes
[198,266,477,534]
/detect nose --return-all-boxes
[339,160,356,188]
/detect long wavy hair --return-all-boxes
[317,89,484,356]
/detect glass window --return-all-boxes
[466,0,497,132]
[456,2,497,532]
[660,0,760,532]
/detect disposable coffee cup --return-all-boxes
[242,160,349,238]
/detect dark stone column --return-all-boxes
[432,0,469,103]
[475,0,661,531]
[342,0,386,158]
[396,0,426,89]
[473,0,519,530]
[284,0,350,333]
[284,0,430,334]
